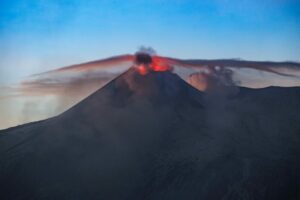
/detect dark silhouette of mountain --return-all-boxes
[0,68,300,200]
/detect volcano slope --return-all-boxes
[0,68,300,200]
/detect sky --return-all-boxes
[1,0,300,84]
[0,0,300,129]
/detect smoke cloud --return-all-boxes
[22,54,300,97]
[1,54,300,129]
[136,46,157,56]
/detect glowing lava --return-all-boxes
[151,56,173,72]
[137,65,148,75]
[135,53,172,75]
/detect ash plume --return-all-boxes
[1,53,300,129]
[1,53,300,99]
[33,55,134,76]
[172,58,300,78]
[136,46,156,55]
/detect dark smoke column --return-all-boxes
[135,53,152,65]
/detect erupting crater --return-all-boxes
[134,53,173,75]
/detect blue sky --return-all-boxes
[0,0,300,129]
[0,0,300,83]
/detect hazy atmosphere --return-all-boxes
[1,1,300,199]
[1,0,300,129]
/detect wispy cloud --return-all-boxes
[1,54,300,129]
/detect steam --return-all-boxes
[1,53,300,129]
[16,52,300,97]
[2,54,300,98]
[172,58,300,91]
[172,58,300,78]
[187,67,239,92]
[136,46,156,55]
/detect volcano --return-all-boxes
[0,68,300,200]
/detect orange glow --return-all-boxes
[151,56,173,72]
[135,55,173,75]
[137,65,148,75]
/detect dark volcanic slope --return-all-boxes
[0,69,300,200]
